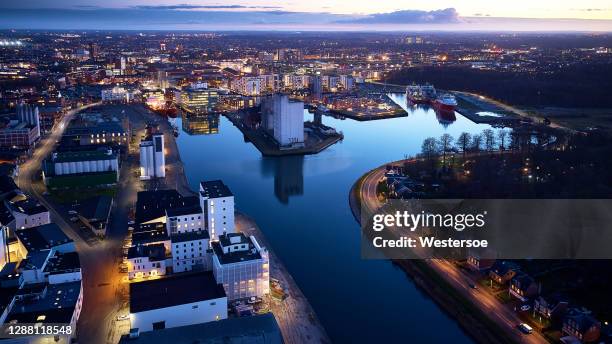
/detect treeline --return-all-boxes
[385,64,612,108]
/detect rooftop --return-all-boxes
[6,197,48,216]
[135,190,198,225]
[8,281,81,324]
[127,244,166,261]
[15,223,73,253]
[119,313,282,344]
[50,148,117,163]
[212,233,262,265]
[199,180,233,199]
[43,251,81,275]
[130,271,225,313]
[171,230,209,243]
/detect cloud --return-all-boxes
[133,4,282,10]
[342,8,460,24]
[571,8,609,12]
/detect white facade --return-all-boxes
[139,133,165,180]
[229,76,263,96]
[166,212,204,236]
[130,297,227,333]
[101,86,131,102]
[172,237,210,273]
[51,152,119,176]
[199,183,235,240]
[283,74,310,90]
[212,235,269,301]
[128,256,168,280]
[262,95,304,148]
[12,209,50,230]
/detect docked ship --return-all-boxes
[406,85,428,104]
[406,84,437,104]
[433,93,458,112]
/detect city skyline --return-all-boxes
[1,1,612,31]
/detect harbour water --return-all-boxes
[174,94,497,343]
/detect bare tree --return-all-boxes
[456,132,471,159]
[497,129,508,151]
[438,133,454,166]
[471,134,483,153]
[482,129,496,152]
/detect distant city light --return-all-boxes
[0,40,24,46]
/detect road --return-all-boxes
[16,102,147,344]
[357,160,548,344]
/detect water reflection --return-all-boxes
[261,156,304,204]
[181,112,220,135]
[434,109,457,128]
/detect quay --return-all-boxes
[225,112,343,156]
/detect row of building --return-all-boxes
[468,258,604,343]
[125,180,270,335]
[0,175,83,344]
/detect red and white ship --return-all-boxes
[433,93,457,112]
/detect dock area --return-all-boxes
[226,112,342,156]
[329,108,407,121]
[236,213,331,344]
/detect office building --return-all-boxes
[180,84,219,114]
[140,133,165,180]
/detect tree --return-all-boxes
[456,132,471,158]
[438,133,454,166]
[471,134,483,153]
[497,129,508,151]
[421,137,439,168]
[482,129,496,152]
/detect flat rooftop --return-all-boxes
[15,223,73,252]
[130,271,225,313]
[200,180,233,198]
[119,313,282,344]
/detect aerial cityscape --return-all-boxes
[0,1,612,344]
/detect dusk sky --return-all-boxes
[1,0,612,31]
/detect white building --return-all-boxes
[283,74,310,90]
[45,149,119,177]
[261,94,304,148]
[199,180,235,240]
[127,244,169,280]
[339,75,355,90]
[212,233,269,301]
[101,86,132,102]
[171,231,210,273]
[6,198,50,230]
[129,272,227,333]
[140,133,165,180]
[229,76,263,96]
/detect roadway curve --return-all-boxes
[355,159,548,344]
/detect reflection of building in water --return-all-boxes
[181,112,220,135]
[261,156,304,204]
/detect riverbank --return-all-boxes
[154,107,330,344]
[237,213,331,344]
[348,161,531,344]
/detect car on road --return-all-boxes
[68,210,78,215]
[520,305,531,312]
[468,282,478,290]
[116,314,130,321]
[518,323,533,334]
[127,220,135,226]
[69,217,79,222]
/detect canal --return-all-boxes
[174,93,497,343]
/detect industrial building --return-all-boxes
[129,272,227,332]
[261,94,305,148]
[211,232,269,301]
[199,180,235,240]
[139,133,165,180]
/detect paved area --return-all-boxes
[236,213,330,344]
[354,160,548,344]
